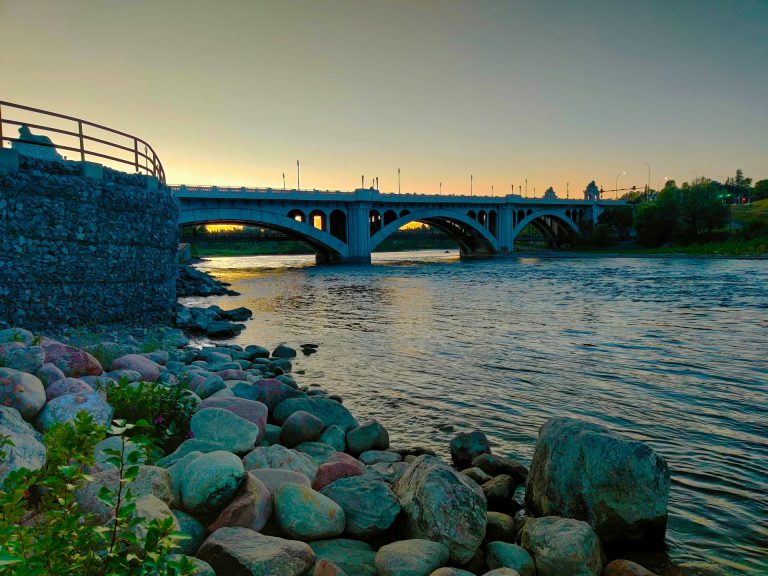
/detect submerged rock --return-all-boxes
[450,430,491,470]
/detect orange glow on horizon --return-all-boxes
[205,224,244,232]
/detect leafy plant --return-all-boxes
[102,379,198,455]
[0,414,193,576]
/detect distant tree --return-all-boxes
[753,179,768,201]
[677,179,729,241]
[598,206,634,239]
[635,187,680,246]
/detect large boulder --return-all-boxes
[44,377,93,401]
[190,408,260,453]
[375,539,450,576]
[0,344,45,373]
[309,539,377,576]
[280,410,325,448]
[231,380,305,411]
[525,417,671,543]
[273,397,358,432]
[346,421,389,454]
[272,483,345,540]
[180,450,246,515]
[320,475,401,538]
[35,391,113,432]
[156,438,227,468]
[200,397,267,442]
[485,542,535,576]
[0,368,45,420]
[172,509,207,556]
[0,406,46,483]
[0,328,34,345]
[209,473,273,533]
[43,343,102,377]
[35,363,65,387]
[393,455,486,563]
[132,494,180,544]
[314,456,365,490]
[75,465,174,523]
[243,445,318,483]
[450,430,491,469]
[249,468,311,494]
[197,527,315,575]
[520,516,605,576]
[110,354,160,382]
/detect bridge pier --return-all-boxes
[345,194,373,263]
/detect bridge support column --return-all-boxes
[345,202,372,263]
[497,205,514,253]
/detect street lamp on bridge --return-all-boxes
[470,174,473,196]
[615,170,626,199]
[297,160,300,191]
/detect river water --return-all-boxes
[183,250,768,574]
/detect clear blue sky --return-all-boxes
[1,0,766,195]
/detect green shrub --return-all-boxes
[103,379,198,455]
[0,414,193,575]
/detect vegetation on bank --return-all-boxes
[576,171,768,256]
[0,412,194,576]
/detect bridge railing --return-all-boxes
[171,185,348,195]
[0,100,165,183]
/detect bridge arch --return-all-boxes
[179,206,349,263]
[370,208,500,257]
[511,210,580,247]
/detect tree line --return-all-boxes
[589,170,767,248]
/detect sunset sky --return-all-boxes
[1,0,766,196]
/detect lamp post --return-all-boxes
[470,174,473,196]
[297,160,300,191]
[282,172,285,190]
[642,162,651,199]
[615,170,626,200]
[439,182,442,194]
[525,178,528,197]
[397,168,401,194]
[491,184,494,196]
[567,182,569,199]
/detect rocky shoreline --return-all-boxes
[0,321,727,576]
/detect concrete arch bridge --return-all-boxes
[174,186,621,264]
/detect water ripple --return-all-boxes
[187,251,768,575]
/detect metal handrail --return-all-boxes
[0,100,165,183]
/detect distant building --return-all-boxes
[583,180,600,201]
[12,125,63,161]
[543,186,557,199]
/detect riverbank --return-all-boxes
[0,319,720,576]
